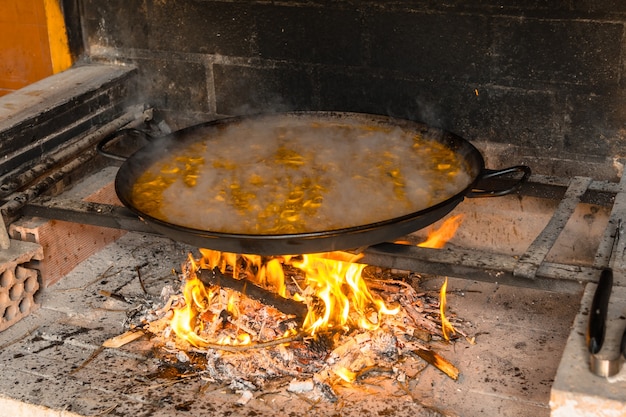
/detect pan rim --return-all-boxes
[114,111,485,250]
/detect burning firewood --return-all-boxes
[102,328,145,348]
[197,267,308,320]
[412,348,460,381]
[117,247,469,403]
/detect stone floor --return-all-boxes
[0,232,582,417]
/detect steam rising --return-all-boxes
[131,114,472,235]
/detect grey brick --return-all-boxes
[368,11,492,83]
[134,58,209,114]
[256,5,362,66]
[562,90,626,156]
[214,64,314,115]
[491,18,623,90]
[82,0,257,56]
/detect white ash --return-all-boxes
[235,390,254,406]
[176,351,190,363]
[228,379,257,392]
[371,329,399,360]
[288,378,315,393]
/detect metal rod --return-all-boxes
[0,105,150,198]
[16,195,595,293]
[359,242,586,294]
[21,199,156,234]
[17,172,619,294]
[593,172,626,271]
[0,107,150,222]
[514,176,593,280]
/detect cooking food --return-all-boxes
[103,112,529,255]
[129,116,473,235]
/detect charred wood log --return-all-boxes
[197,267,308,321]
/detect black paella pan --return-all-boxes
[98,112,530,255]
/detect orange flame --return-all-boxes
[169,249,399,346]
[439,277,456,341]
[416,215,463,342]
[293,253,399,335]
[170,214,465,347]
[334,367,357,383]
[170,264,213,347]
[418,214,464,249]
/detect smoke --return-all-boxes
[138,114,472,234]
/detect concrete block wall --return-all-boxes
[79,1,626,178]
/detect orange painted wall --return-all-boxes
[0,0,70,97]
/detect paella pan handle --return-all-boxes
[97,128,155,162]
[467,165,531,198]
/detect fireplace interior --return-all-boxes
[2,1,626,417]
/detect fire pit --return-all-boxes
[0,152,597,417]
[1,72,624,415]
[0,229,582,417]
[132,218,466,393]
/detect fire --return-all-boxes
[439,277,456,341]
[417,214,464,249]
[169,215,464,348]
[292,253,399,335]
[334,367,357,383]
[169,249,399,346]
[416,215,464,342]
[169,263,213,347]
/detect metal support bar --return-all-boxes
[19,172,620,294]
[21,199,156,234]
[17,197,595,293]
[1,107,150,222]
[360,243,588,294]
[593,173,626,272]
[514,176,593,280]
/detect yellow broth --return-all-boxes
[130,117,472,234]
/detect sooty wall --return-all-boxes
[76,0,626,178]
